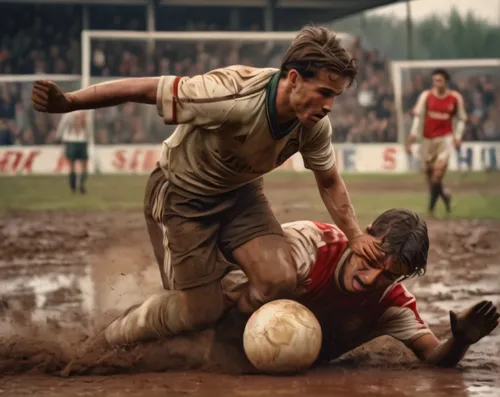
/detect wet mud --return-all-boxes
[0,210,499,396]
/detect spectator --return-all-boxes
[1,3,498,145]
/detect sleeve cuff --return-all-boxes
[156,75,182,123]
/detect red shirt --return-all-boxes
[222,221,430,361]
[413,90,467,139]
[293,222,428,361]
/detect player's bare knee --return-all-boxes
[430,167,440,181]
[431,169,444,183]
[255,258,297,301]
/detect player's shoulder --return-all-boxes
[376,283,426,327]
[205,65,278,94]
[378,283,417,310]
[449,89,464,100]
[311,221,338,232]
[299,116,333,144]
[311,116,332,134]
[419,89,431,99]
[284,221,348,249]
[168,65,276,108]
[282,220,344,241]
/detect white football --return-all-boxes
[243,299,322,374]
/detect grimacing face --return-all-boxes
[288,68,351,129]
[432,73,448,93]
[340,252,410,294]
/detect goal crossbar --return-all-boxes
[0,74,80,83]
[81,29,351,88]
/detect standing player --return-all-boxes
[406,69,467,216]
[56,110,92,194]
[32,26,382,344]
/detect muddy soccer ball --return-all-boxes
[243,299,322,373]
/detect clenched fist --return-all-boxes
[32,80,73,113]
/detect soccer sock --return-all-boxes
[104,292,193,345]
[80,170,88,191]
[439,183,451,212]
[69,171,77,192]
[429,183,441,213]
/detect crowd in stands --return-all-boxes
[1,4,498,146]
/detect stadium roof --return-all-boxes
[0,0,404,30]
[1,0,402,22]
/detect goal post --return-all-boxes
[391,59,500,144]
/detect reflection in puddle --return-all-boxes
[0,259,94,327]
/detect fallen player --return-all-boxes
[105,208,498,368]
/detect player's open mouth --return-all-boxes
[352,276,367,292]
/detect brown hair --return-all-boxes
[368,208,429,277]
[280,25,357,85]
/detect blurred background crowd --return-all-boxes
[1,3,499,146]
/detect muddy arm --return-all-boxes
[411,300,499,367]
[313,166,382,262]
[410,333,470,367]
[33,78,159,114]
[67,78,160,110]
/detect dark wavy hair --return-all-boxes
[431,68,451,82]
[368,208,429,278]
[280,25,357,86]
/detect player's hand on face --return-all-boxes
[32,80,72,113]
[450,300,499,345]
[350,233,384,262]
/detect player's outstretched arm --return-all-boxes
[410,300,499,367]
[32,78,160,113]
[313,165,383,262]
[452,91,468,149]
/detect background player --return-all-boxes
[32,26,382,344]
[405,68,467,217]
[56,110,92,194]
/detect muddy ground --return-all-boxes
[0,180,499,396]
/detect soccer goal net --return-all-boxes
[81,30,354,146]
[391,59,500,144]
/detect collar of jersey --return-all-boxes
[334,247,353,294]
[265,71,300,140]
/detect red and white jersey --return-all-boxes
[221,220,431,360]
[412,89,467,139]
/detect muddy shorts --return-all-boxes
[144,166,284,291]
[421,136,453,169]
